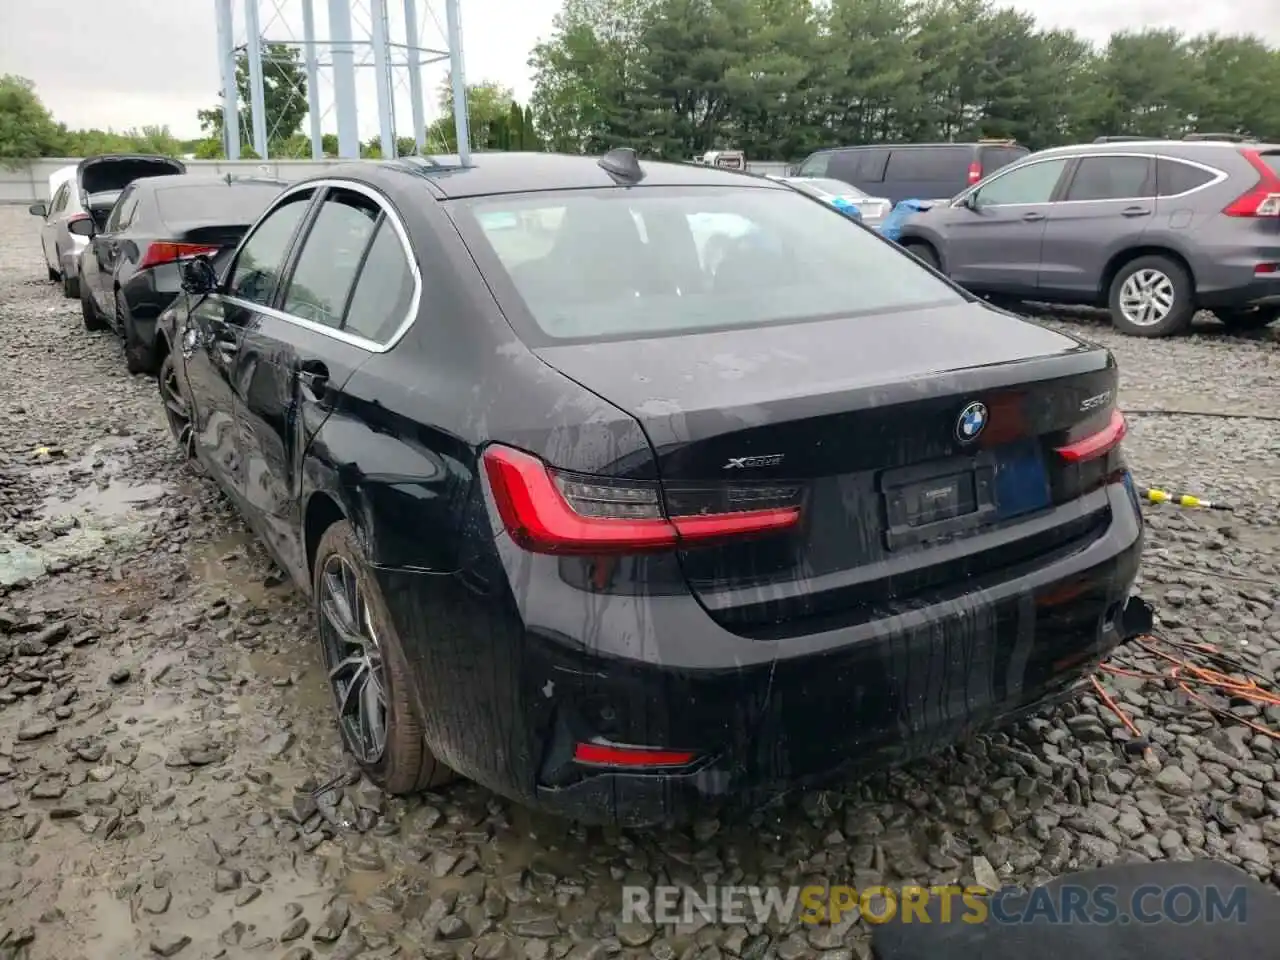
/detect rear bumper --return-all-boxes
[1191,243,1280,307]
[379,478,1143,826]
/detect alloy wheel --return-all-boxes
[318,555,388,764]
[1118,269,1175,327]
[160,361,195,457]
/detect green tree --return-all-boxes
[0,75,65,163]
[197,44,310,154]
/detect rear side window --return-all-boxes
[156,184,282,225]
[227,189,315,305]
[1155,158,1217,196]
[106,188,138,232]
[980,147,1026,175]
[885,147,970,180]
[796,153,831,177]
[454,186,964,344]
[1064,156,1154,201]
[282,189,380,328]
[343,220,416,344]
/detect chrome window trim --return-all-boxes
[952,152,1229,209]
[226,177,422,354]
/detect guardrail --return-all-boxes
[1,157,794,204]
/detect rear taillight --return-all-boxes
[138,242,221,270]
[481,444,803,555]
[1054,410,1127,463]
[967,161,982,185]
[1223,150,1280,217]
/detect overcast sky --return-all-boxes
[2,0,1278,143]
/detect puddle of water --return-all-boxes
[40,479,170,520]
[188,531,281,607]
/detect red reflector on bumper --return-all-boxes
[573,742,695,767]
[1054,409,1127,463]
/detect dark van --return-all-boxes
[793,141,1029,204]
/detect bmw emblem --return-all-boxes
[956,401,988,443]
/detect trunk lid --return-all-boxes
[534,302,1122,637]
[76,155,186,197]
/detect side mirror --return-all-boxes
[181,255,218,295]
[962,192,980,211]
[68,218,96,237]
[28,203,47,217]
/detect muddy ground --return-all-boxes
[1,203,1279,960]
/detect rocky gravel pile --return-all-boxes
[0,204,1279,960]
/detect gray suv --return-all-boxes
[897,139,1280,336]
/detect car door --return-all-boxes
[1036,154,1156,298]
[938,156,1072,293]
[231,184,410,582]
[42,184,69,268]
[183,187,318,501]
[86,186,139,312]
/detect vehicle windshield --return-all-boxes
[155,183,283,224]
[451,186,963,344]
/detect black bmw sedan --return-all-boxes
[157,150,1144,825]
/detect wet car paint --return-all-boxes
[158,155,1144,825]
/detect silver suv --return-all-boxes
[897,138,1280,336]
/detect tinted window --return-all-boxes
[343,220,415,343]
[458,186,963,344]
[281,189,380,328]
[228,189,314,305]
[850,149,889,182]
[156,183,282,225]
[106,188,138,232]
[980,146,1027,175]
[885,146,970,180]
[796,153,831,177]
[1156,158,1216,196]
[1065,156,1154,201]
[974,158,1069,205]
[52,184,69,214]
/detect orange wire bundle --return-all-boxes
[1094,633,1280,742]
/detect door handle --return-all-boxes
[297,361,329,402]
[1021,212,1046,222]
[1121,206,1151,217]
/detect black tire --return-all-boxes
[1107,255,1195,337]
[47,264,59,283]
[1216,306,1279,331]
[120,291,155,375]
[62,274,79,300]
[157,351,203,473]
[312,520,454,795]
[903,241,940,271]
[80,279,107,332]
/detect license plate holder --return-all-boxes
[881,453,997,551]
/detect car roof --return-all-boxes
[293,152,788,200]
[1023,139,1280,160]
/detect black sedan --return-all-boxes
[157,151,1145,825]
[78,174,287,374]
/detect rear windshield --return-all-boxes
[155,183,283,225]
[981,146,1028,174]
[803,178,868,198]
[885,146,971,180]
[451,186,964,344]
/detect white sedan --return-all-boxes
[768,176,891,228]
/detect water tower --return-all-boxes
[212,0,471,163]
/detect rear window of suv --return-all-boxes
[451,186,965,344]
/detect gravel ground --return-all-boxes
[1,202,1279,960]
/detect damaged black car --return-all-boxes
[155,150,1145,825]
